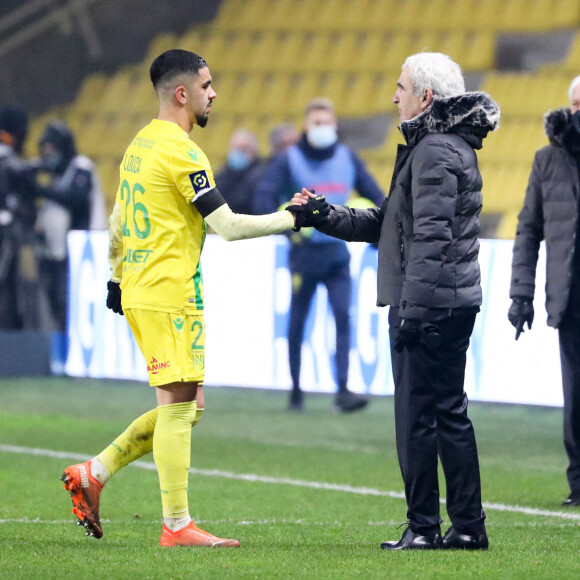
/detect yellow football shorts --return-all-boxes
[125,308,205,387]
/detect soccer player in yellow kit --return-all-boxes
[61,49,302,548]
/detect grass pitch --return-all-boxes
[1,377,580,578]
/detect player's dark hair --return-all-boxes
[150,50,208,90]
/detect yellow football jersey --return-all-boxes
[116,119,215,312]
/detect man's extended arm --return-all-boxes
[195,187,293,240]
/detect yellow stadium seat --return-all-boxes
[357,32,393,75]
[462,31,495,71]
[73,73,108,117]
[145,32,180,62]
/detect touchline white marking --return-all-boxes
[3,443,580,522]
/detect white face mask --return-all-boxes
[306,125,338,149]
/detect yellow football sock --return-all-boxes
[153,400,197,519]
[96,408,158,477]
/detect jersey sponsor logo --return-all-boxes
[123,248,153,263]
[187,149,198,162]
[189,170,212,196]
[173,317,184,332]
[147,356,171,375]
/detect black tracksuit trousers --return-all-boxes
[388,307,486,536]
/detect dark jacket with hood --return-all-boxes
[316,92,500,321]
[37,121,93,230]
[510,108,580,328]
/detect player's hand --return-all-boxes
[286,189,331,232]
[106,280,124,315]
[508,297,534,340]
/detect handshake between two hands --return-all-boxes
[285,188,331,232]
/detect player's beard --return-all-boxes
[196,112,209,128]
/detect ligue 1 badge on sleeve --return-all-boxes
[189,170,212,196]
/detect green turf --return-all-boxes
[1,377,580,578]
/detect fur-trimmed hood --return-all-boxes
[399,92,501,149]
[544,107,576,148]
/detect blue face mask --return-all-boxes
[227,149,252,171]
[306,125,338,149]
[44,152,62,172]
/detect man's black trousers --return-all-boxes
[388,308,486,536]
[559,314,580,496]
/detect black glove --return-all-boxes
[393,319,441,352]
[508,297,534,340]
[286,192,331,232]
[106,280,124,315]
[393,318,421,352]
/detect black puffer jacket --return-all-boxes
[510,108,580,328]
[317,92,500,320]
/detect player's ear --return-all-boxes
[175,85,187,105]
[421,88,433,111]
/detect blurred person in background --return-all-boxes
[289,53,499,550]
[254,98,384,413]
[509,75,580,507]
[33,120,106,338]
[215,128,265,214]
[61,49,303,549]
[268,122,299,157]
[0,105,39,329]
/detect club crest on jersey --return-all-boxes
[189,170,212,196]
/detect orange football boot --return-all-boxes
[159,521,241,547]
[61,461,103,538]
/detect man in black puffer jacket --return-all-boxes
[288,52,500,551]
[509,76,580,507]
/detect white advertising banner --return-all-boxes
[66,232,561,407]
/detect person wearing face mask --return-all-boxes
[254,98,384,412]
[33,120,106,338]
[509,75,580,508]
[215,128,265,215]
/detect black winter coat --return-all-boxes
[510,108,580,328]
[317,92,500,321]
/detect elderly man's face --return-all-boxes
[571,82,580,114]
[393,66,425,122]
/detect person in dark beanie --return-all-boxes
[33,120,105,336]
[509,75,580,507]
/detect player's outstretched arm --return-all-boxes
[205,203,294,241]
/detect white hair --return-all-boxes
[403,52,465,99]
[568,75,580,101]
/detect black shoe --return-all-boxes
[334,390,368,413]
[442,526,489,550]
[381,526,442,551]
[288,389,304,412]
[562,494,580,507]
